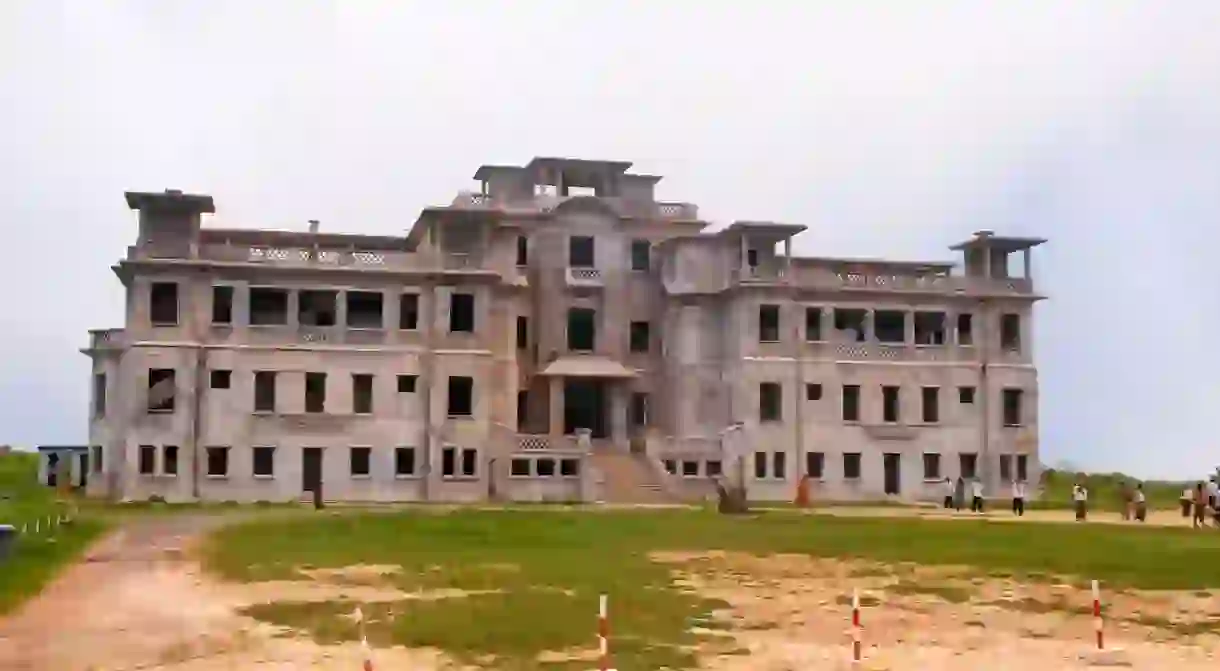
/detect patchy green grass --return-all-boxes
[0,451,107,615]
[885,580,972,604]
[202,509,1220,669]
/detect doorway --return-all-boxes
[302,448,323,493]
[563,378,608,438]
[79,453,89,488]
[883,453,901,495]
[46,453,59,487]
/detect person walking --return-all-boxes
[942,477,954,509]
[1207,476,1218,512]
[1193,482,1208,529]
[970,477,985,513]
[1073,482,1089,521]
[1133,483,1147,523]
[1181,487,1194,518]
[954,476,965,512]
[1119,481,1133,521]
[1011,479,1026,517]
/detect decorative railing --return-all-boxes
[831,271,1032,294]
[88,329,125,349]
[566,267,603,284]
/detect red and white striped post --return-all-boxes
[355,606,373,671]
[1091,580,1104,650]
[598,593,610,671]
[851,588,862,664]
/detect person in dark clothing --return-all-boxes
[954,476,965,512]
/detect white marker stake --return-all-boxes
[599,594,610,671]
[1092,580,1104,650]
[355,606,373,671]
[34,518,40,534]
[851,588,862,664]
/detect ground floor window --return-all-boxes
[138,445,156,475]
[536,458,557,477]
[681,460,699,477]
[806,452,824,479]
[394,447,416,477]
[253,446,276,477]
[350,447,371,477]
[772,452,787,480]
[162,445,178,476]
[923,453,941,480]
[206,447,229,477]
[511,458,531,476]
[664,459,677,474]
[509,456,580,478]
[91,445,103,473]
[843,452,862,480]
[442,446,478,477]
[706,460,722,477]
[754,451,768,479]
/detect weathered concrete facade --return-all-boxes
[84,157,1045,503]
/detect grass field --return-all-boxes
[203,508,1220,669]
[0,451,107,615]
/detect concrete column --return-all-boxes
[864,311,875,342]
[336,290,348,329]
[287,290,300,329]
[1023,248,1032,279]
[610,383,628,447]
[904,311,915,345]
[37,453,47,486]
[549,377,564,437]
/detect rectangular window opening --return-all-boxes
[681,460,699,477]
[806,452,825,479]
[758,304,781,342]
[560,458,580,477]
[629,321,650,353]
[460,448,477,477]
[923,453,941,480]
[773,452,787,480]
[211,285,233,325]
[352,374,374,414]
[305,372,326,413]
[1002,388,1023,426]
[447,376,473,417]
[147,368,176,412]
[254,371,277,412]
[882,385,900,423]
[1016,455,1029,482]
[249,287,289,326]
[537,458,557,477]
[957,313,974,345]
[874,310,906,344]
[510,457,531,477]
[959,453,978,479]
[843,453,862,480]
[569,236,595,267]
[759,382,782,422]
[93,373,107,418]
[921,386,940,423]
[299,289,338,326]
[395,447,416,476]
[450,293,475,332]
[517,316,529,350]
[567,307,596,352]
[397,374,417,393]
[842,384,860,422]
[753,451,768,479]
[1001,313,1021,351]
[805,383,822,401]
[516,235,529,266]
[999,454,1012,482]
[149,282,179,326]
[958,386,976,404]
[399,294,419,330]
[706,460,723,477]
[346,291,384,329]
[350,447,371,477]
[138,445,156,475]
[210,369,231,389]
[206,446,229,477]
[834,309,867,342]
[163,445,178,476]
[630,392,649,427]
[913,311,946,345]
[253,446,276,477]
[630,239,650,271]
[805,307,823,341]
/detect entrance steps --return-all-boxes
[588,450,677,504]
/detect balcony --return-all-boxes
[735,264,786,283]
[449,192,700,221]
[87,328,126,350]
[792,266,1036,295]
[127,244,419,270]
[565,266,603,287]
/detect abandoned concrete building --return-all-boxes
[83,157,1045,503]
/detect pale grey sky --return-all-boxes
[2,1,1218,478]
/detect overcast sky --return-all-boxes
[2,1,1218,479]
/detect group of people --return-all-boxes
[1178,476,1220,529]
[940,476,1028,516]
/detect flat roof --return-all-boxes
[201,228,407,251]
[124,190,215,213]
[950,231,1047,252]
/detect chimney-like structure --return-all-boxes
[308,219,320,234]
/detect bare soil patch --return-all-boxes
[654,550,1220,670]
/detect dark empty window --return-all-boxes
[147,368,175,412]
[958,386,976,404]
[511,458,531,476]
[93,372,106,418]
[441,446,456,476]
[773,452,787,479]
[460,448,477,476]
[254,371,277,412]
[350,447,371,477]
[448,376,473,417]
[754,451,768,478]
[517,316,529,350]
[746,248,759,267]
[834,309,867,342]
[138,445,156,475]
[957,313,974,345]
[759,382,782,422]
[842,384,860,422]
[517,390,529,429]
[706,460,722,477]
[914,311,946,345]
[352,374,373,414]
[1002,388,1023,426]
[150,282,179,325]
[682,460,699,477]
[874,310,906,344]
[630,392,649,427]
[249,287,289,325]
[999,454,1012,482]
[805,307,823,341]
[923,453,941,479]
[395,447,416,476]
[805,383,822,401]
[206,446,229,476]
[346,291,384,328]
[210,369,231,389]
[567,308,596,351]
[399,294,419,330]
[516,235,529,266]
[163,445,178,476]
[560,458,579,477]
[1016,454,1028,481]
[569,236,594,267]
[211,286,233,325]
[92,445,103,473]
[537,458,556,477]
[843,452,862,479]
[921,386,939,423]
[806,452,825,478]
[450,293,475,333]
[305,372,326,413]
[1001,313,1021,351]
[397,375,417,393]
[664,459,676,474]
[959,453,978,479]
[253,447,276,477]
[759,304,780,342]
[882,386,900,422]
[630,239,650,271]
[629,321,650,353]
[299,289,337,326]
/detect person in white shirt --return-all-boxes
[1073,482,1089,521]
[1133,483,1147,522]
[970,478,985,513]
[1011,480,1027,516]
[1207,477,1218,511]
[942,477,955,510]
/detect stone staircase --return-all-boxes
[588,450,677,504]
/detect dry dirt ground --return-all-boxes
[798,505,1215,529]
[1,513,1218,671]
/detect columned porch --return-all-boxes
[537,355,637,450]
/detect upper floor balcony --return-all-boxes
[125,243,507,277]
[449,191,699,220]
[565,266,604,287]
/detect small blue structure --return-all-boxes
[37,445,90,488]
